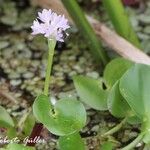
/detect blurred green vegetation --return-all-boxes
[61,0,109,65]
[103,0,141,48]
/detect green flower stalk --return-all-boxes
[43,39,56,96]
[31,9,70,96]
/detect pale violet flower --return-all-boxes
[31,9,70,42]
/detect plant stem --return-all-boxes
[28,39,56,147]
[120,132,144,150]
[43,39,56,96]
[102,118,127,137]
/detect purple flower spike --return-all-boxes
[31,9,70,42]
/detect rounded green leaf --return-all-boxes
[0,105,14,128]
[104,58,133,88]
[33,94,86,136]
[107,81,131,118]
[73,76,108,110]
[120,64,150,120]
[6,143,35,150]
[58,132,85,150]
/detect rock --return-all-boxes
[143,26,150,34]
[138,15,150,24]
[0,41,9,49]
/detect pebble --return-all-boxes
[143,26,150,34]
[0,41,9,49]
[91,125,99,132]
[10,79,22,86]
[138,32,149,40]
[138,15,150,24]
[23,72,34,79]
[8,72,20,79]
